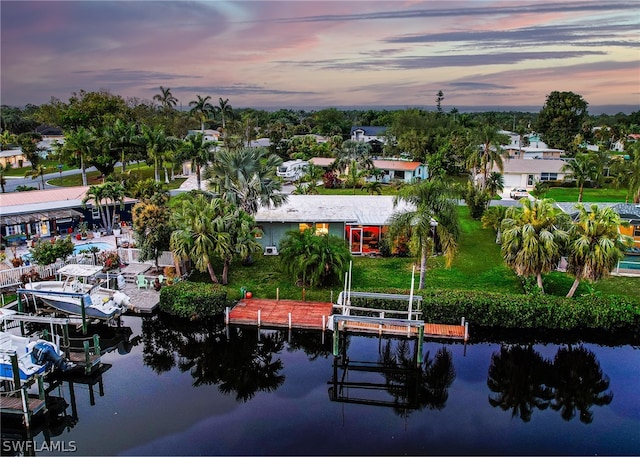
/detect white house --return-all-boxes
[492,158,567,189]
[309,157,428,184]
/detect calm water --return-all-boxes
[73,242,115,255]
[4,313,639,456]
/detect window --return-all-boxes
[634,225,640,237]
[254,225,263,239]
[91,207,100,219]
[315,223,329,235]
[299,223,312,232]
[540,173,558,181]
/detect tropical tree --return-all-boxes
[467,126,510,188]
[189,95,215,132]
[561,153,598,202]
[153,86,178,111]
[132,201,172,272]
[565,204,632,297]
[485,171,504,197]
[0,162,12,192]
[17,132,43,169]
[218,205,263,284]
[610,145,640,203]
[0,130,16,150]
[332,140,373,174]
[169,194,230,284]
[61,127,95,186]
[179,132,216,190]
[216,98,233,132]
[25,164,48,189]
[500,199,569,293]
[205,147,286,214]
[82,182,126,234]
[104,119,141,173]
[481,205,508,243]
[141,124,177,183]
[388,179,461,289]
[537,91,589,153]
[278,229,352,288]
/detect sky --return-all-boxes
[1,0,639,113]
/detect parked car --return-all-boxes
[509,188,529,199]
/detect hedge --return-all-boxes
[343,289,640,332]
[159,281,233,319]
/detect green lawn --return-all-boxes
[46,164,186,190]
[204,206,637,303]
[4,159,75,177]
[544,187,628,202]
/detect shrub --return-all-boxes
[159,281,232,319]
[29,236,75,265]
[342,289,640,332]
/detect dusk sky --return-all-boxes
[2,1,639,113]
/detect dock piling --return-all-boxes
[257,309,261,327]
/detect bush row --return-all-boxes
[159,281,233,319]
[346,289,640,331]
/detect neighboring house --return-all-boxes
[0,149,29,168]
[491,158,567,189]
[555,202,640,249]
[254,195,414,255]
[309,157,428,184]
[0,186,137,243]
[350,126,388,154]
[187,129,221,143]
[499,130,564,159]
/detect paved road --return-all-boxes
[3,167,97,193]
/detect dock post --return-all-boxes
[257,309,261,327]
[464,321,469,341]
[84,340,91,375]
[417,325,425,365]
[322,315,325,331]
[80,294,87,335]
[332,319,339,356]
[277,288,279,301]
[225,307,230,325]
[461,317,465,326]
[288,312,292,329]
[62,324,70,359]
[17,294,25,335]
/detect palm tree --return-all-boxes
[25,164,47,189]
[565,204,632,297]
[141,125,177,183]
[485,171,504,197]
[332,140,373,175]
[0,162,12,192]
[169,194,231,284]
[561,153,598,202]
[216,98,233,132]
[219,205,263,284]
[481,205,508,243]
[105,119,140,173]
[467,126,510,188]
[610,147,640,203]
[180,132,216,190]
[389,179,461,289]
[205,147,286,214]
[500,198,569,293]
[62,127,95,187]
[0,130,16,150]
[153,86,178,111]
[82,182,126,234]
[189,95,215,132]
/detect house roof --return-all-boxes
[309,157,423,171]
[0,186,137,217]
[350,126,387,136]
[254,195,414,225]
[495,158,566,174]
[554,202,640,224]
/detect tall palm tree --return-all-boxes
[205,147,286,214]
[180,132,216,190]
[153,86,178,111]
[62,127,95,187]
[169,194,231,284]
[389,179,461,289]
[25,164,47,189]
[610,147,640,203]
[216,98,233,132]
[565,204,632,297]
[561,153,598,202]
[82,182,126,234]
[501,199,569,293]
[105,119,140,173]
[219,205,263,284]
[141,125,177,183]
[189,95,215,132]
[332,140,373,174]
[467,126,510,188]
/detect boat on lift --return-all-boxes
[21,264,131,321]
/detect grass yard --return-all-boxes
[46,164,186,190]
[4,159,76,177]
[198,206,637,303]
[544,186,628,202]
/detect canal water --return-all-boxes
[6,313,640,456]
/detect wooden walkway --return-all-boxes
[228,299,333,330]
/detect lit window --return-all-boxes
[315,223,329,235]
[634,225,640,237]
[254,226,263,239]
[299,223,312,232]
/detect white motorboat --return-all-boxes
[21,264,131,321]
[0,327,75,382]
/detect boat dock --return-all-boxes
[227,298,333,329]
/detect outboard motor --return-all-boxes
[31,341,76,372]
[112,291,131,311]
[117,274,126,290]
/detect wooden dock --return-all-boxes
[228,299,333,330]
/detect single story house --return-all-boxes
[309,157,428,184]
[0,149,29,168]
[0,186,137,244]
[253,195,414,255]
[492,158,567,189]
[555,202,640,249]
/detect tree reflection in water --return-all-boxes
[487,344,613,423]
[141,313,332,403]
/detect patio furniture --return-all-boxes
[136,274,149,289]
